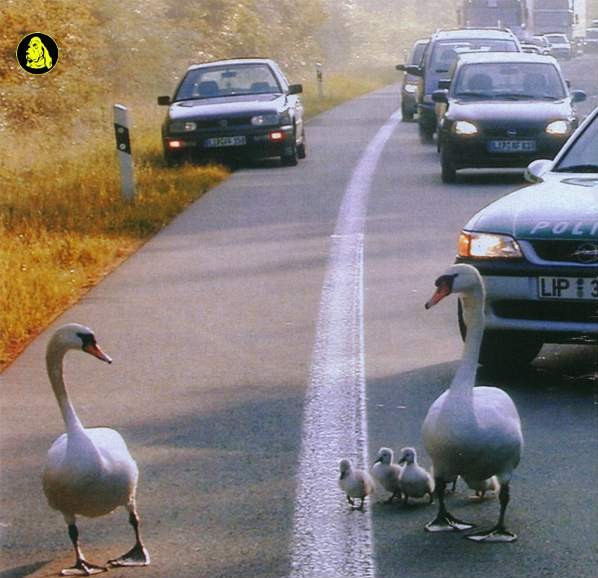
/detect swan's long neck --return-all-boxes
[450,285,485,396]
[46,342,85,434]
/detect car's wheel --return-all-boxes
[458,301,543,369]
[440,146,457,183]
[297,129,306,159]
[164,150,182,167]
[418,120,435,143]
[281,139,298,166]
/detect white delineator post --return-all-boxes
[113,104,135,201]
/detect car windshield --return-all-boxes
[175,63,282,101]
[554,115,598,173]
[545,34,568,44]
[430,39,518,73]
[453,62,566,100]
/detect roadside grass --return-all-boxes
[0,70,397,370]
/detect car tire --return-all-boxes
[458,301,543,369]
[297,130,307,159]
[440,146,457,183]
[418,120,434,143]
[401,103,414,121]
[281,140,298,166]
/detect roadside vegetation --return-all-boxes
[0,0,453,369]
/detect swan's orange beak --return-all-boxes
[425,277,453,309]
[83,342,112,364]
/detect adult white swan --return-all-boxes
[422,264,523,542]
[42,323,150,574]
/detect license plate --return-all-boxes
[488,140,536,153]
[538,277,598,300]
[204,136,246,148]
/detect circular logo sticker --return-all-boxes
[16,33,58,74]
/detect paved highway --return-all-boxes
[1,55,597,578]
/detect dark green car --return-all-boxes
[455,104,598,368]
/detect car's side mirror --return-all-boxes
[288,84,303,95]
[524,159,553,183]
[396,63,406,71]
[571,89,586,103]
[565,79,571,88]
[405,65,423,76]
[432,89,449,104]
[157,96,171,106]
[438,79,451,90]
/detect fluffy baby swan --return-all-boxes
[464,476,500,500]
[42,324,150,575]
[372,447,403,503]
[398,447,434,505]
[338,459,374,511]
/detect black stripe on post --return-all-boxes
[114,123,132,154]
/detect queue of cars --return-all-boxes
[398,28,596,367]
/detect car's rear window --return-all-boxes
[430,39,518,73]
[176,63,282,100]
[411,41,429,65]
[453,62,566,100]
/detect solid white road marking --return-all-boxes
[290,110,402,578]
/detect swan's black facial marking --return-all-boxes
[77,332,96,350]
[434,273,458,291]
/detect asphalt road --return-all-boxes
[1,55,597,578]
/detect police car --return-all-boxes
[456,105,598,368]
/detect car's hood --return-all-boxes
[448,99,573,123]
[465,175,598,240]
[168,93,287,120]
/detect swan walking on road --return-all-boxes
[338,459,375,511]
[422,264,523,542]
[372,447,403,503]
[42,324,150,575]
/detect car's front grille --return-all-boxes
[195,117,252,129]
[493,300,598,323]
[530,240,598,264]
[484,127,541,137]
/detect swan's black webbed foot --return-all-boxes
[107,542,150,567]
[425,511,474,532]
[465,525,517,543]
[60,559,107,576]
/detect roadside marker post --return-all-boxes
[316,62,324,98]
[113,104,136,201]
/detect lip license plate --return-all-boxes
[538,277,598,300]
[488,140,536,153]
[204,136,246,148]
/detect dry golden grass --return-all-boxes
[0,71,393,370]
[0,125,228,368]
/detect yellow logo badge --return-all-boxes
[16,33,58,74]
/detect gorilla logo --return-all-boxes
[16,33,58,75]
[26,36,53,70]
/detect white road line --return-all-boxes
[290,109,402,578]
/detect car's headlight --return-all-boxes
[251,114,279,126]
[458,231,522,259]
[169,121,197,133]
[545,120,571,136]
[452,120,479,136]
[404,83,418,93]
